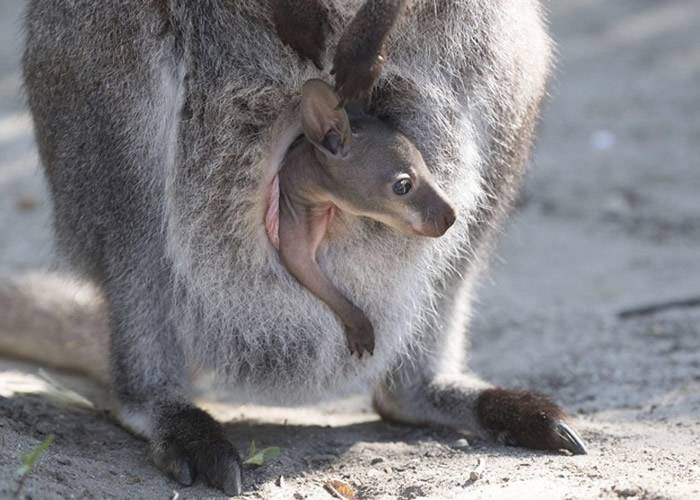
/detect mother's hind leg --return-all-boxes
[373,276,587,455]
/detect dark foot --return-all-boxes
[346,318,375,358]
[272,0,328,69]
[476,388,588,455]
[331,0,407,103]
[332,45,385,104]
[151,404,243,496]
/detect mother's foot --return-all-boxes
[476,388,587,455]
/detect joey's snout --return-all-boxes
[439,206,458,234]
[413,205,457,237]
[410,187,457,238]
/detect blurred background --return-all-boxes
[0,0,699,498]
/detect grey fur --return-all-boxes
[14,0,560,492]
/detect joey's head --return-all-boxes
[300,79,457,238]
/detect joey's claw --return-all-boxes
[554,420,588,455]
[348,342,373,359]
[365,341,375,357]
[345,318,375,359]
[350,342,364,359]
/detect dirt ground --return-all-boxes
[1,0,699,498]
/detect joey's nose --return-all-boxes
[442,209,457,232]
[413,206,457,237]
[432,207,457,236]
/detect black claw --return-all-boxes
[477,388,588,454]
[218,460,243,497]
[195,439,243,496]
[152,442,196,486]
[554,420,588,455]
[175,456,196,486]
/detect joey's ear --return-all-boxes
[301,79,351,158]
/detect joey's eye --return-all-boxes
[393,178,412,196]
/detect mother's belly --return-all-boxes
[197,108,475,404]
[239,176,411,404]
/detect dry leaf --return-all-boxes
[324,479,356,500]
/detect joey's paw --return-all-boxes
[272,1,328,69]
[476,388,588,455]
[152,405,243,496]
[332,42,385,103]
[346,320,375,359]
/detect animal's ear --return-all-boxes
[301,79,351,158]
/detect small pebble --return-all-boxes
[276,475,285,488]
[617,488,638,498]
[370,457,384,465]
[451,438,470,449]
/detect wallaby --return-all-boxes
[12,0,587,496]
[269,79,456,357]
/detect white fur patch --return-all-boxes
[117,406,154,438]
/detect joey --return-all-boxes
[268,79,456,357]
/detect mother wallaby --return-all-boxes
[17,0,585,495]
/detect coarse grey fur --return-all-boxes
[13,0,585,494]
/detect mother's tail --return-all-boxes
[0,272,110,384]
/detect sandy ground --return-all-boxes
[1,0,700,498]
